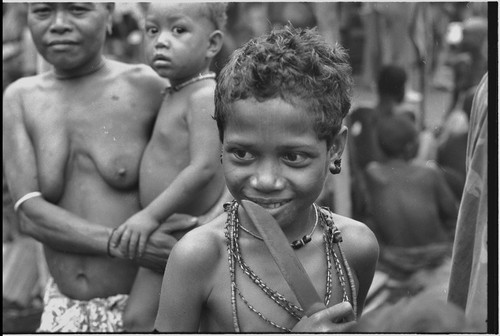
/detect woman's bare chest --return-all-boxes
[24,91,155,191]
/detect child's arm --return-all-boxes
[154,228,218,332]
[112,211,161,258]
[112,87,221,258]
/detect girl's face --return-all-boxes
[143,3,215,84]
[28,3,110,72]
[222,98,345,231]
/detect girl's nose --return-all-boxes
[249,161,285,192]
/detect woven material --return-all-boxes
[37,278,128,332]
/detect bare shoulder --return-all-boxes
[185,81,216,110]
[107,60,166,92]
[4,73,50,99]
[170,213,227,271]
[3,74,54,118]
[332,214,379,271]
[411,161,443,183]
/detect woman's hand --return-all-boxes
[292,302,357,332]
[110,214,198,273]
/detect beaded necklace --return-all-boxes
[224,201,357,332]
[239,203,319,249]
[170,72,216,92]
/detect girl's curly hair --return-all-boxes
[215,25,353,146]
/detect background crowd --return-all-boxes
[3,2,491,332]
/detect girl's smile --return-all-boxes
[222,97,337,234]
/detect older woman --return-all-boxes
[3,3,194,332]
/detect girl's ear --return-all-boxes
[206,30,224,59]
[328,125,348,171]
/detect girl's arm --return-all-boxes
[338,219,379,317]
[154,228,218,332]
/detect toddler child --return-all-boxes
[110,2,230,330]
[154,25,379,332]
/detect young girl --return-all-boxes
[154,25,379,332]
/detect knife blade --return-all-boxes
[241,200,327,317]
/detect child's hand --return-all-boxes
[292,301,356,332]
[111,211,161,259]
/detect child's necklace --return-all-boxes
[224,200,357,332]
[171,72,216,91]
[239,204,319,249]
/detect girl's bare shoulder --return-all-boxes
[171,213,228,267]
[329,213,379,266]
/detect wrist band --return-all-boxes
[107,228,117,258]
[14,191,42,212]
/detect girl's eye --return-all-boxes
[232,149,254,161]
[282,152,307,165]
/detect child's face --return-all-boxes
[222,98,339,229]
[27,3,110,70]
[144,3,214,81]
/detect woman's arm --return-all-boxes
[3,83,112,255]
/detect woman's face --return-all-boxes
[27,3,111,71]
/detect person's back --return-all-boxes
[348,65,417,221]
[366,160,453,247]
[365,115,457,247]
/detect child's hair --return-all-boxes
[142,3,228,31]
[377,114,418,159]
[214,25,353,147]
[377,65,407,103]
[198,3,228,31]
